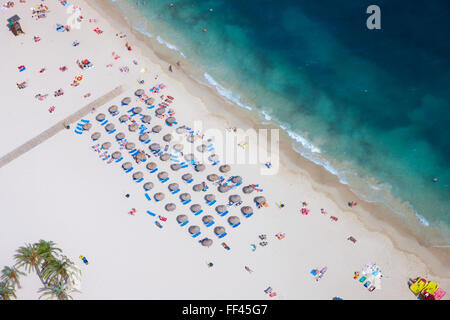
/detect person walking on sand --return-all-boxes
[245,266,253,273]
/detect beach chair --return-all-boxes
[101,119,108,126]
[108,129,117,134]
[217,232,227,239]
[207,200,216,206]
[179,220,189,227]
[125,167,133,173]
[231,222,241,228]
[160,177,169,183]
[243,212,253,219]
[194,210,203,216]
[135,178,144,183]
[74,129,83,135]
[115,157,123,163]
[150,168,158,174]
[147,210,156,216]
[171,189,181,195]
[144,139,151,144]
[219,210,229,217]
[181,165,189,169]
[155,221,163,228]
[191,231,201,238]
[182,199,192,205]
[145,193,151,201]
[185,178,193,183]
[204,221,215,227]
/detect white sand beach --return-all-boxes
[0,0,448,300]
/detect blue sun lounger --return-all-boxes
[145,193,151,201]
[171,189,180,195]
[207,200,217,206]
[125,167,133,173]
[144,139,151,144]
[147,210,156,216]
[205,221,215,227]
[179,220,189,227]
[207,144,213,148]
[231,222,241,228]
[217,232,227,239]
[130,149,138,155]
[150,168,158,173]
[74,129,83,134]
[192,232,201,238]
[135,178,144,183]
[160,177,169,183]
[244,212,253,218]
[108,129,117,134]
[235,182,242,187]
[219,210,229,217]
[182,199,191,205]
[194,209,203,216]
[147,105,154,109]
[81,119,89,123]
[212,161,219,166]
[185,178,193,183]
[115,157,123,163]
[181,164,189,169]
[171,158,180,162]
[101,119,108,126]
[127,107,134,113]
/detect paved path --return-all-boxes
[0,86,127,169]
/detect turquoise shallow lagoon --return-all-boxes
[110,0,450,244]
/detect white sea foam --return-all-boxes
[203,73,253,110]
[415,212,430,226]
[155,35,187,58]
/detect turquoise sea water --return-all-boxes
[111,0,450,243]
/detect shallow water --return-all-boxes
[111,0,450,243]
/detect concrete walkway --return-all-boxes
[0,86,127,169]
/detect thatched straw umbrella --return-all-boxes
[132,107,142,114]
[154,192,165,201]
[193,184,203,192]
[122,162,132,170]
[145,97,155,105]
[82,122,92,131]
[207,174,219,182]
[254,196,266,204]
[165,117,176,126]
[205,194,215,202]
[135,89,145,97]
[171,163,181,171]
[139,133,149,142]
[152,125,162,133]
[163,134,172,142]
[200,238,213,247]
[195,164,205,172]
[141,115,151,124]
[108,105,118,114]
[165,203,176,211]
[175,126,187,134]
[214,226,226,237]
[202,215,214,224]
[155,107,166,116]
[168,183,179,192]
[215,205,227,214]
[184,153,195,162]
[177,215,188,224]
[180,193,191,202]
[190,204,202,213]
[132,171,143,180]
[182,173,192,182]
[135,152,146,162]
[112,151,122,159]
[231,176,242,184]
[105,123,115,132]
[91,132,101,141]
[121,97,131,105]
[186,136,195,143]
[188,225,200,235]
[143,182,154,191]
[218,185,230,193]
[208,154,219,162]
[146,162,157,170]
[101,142,111,150]
[160,153,170,161]
[119,115,129,122]
[173,144,183,152]
[228,216,240,226]
[115,132,125,140]
[229,194,241,203]
[197,144,207,153]
[149,143,161,151]
[241,206,253,215]
[158,171,169,180]
[95,113,105,121]
[128,123,139,132]
[219,165,231,173]
[125,142,136,150]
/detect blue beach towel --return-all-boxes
[145,193,151,201]
[147,210,156,216]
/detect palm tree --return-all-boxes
[36,240,62,269]
[1,266,26,289]
[38,281,79,300]
[14,243,46,286]
[0,281,17,300]
[42,257,80,286]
